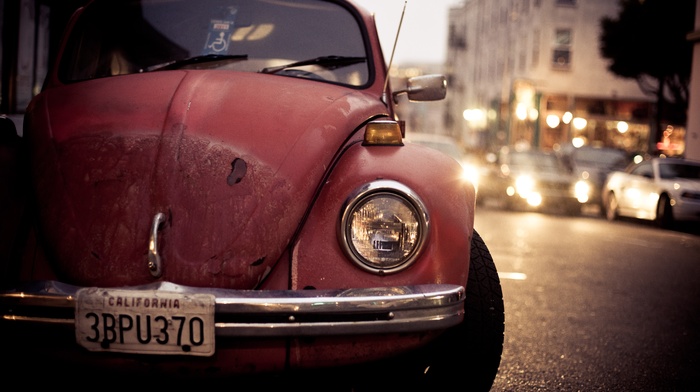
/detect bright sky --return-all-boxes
[352,0,463,65]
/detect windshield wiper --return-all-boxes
[260,55,366,74]
[142,54,248,72]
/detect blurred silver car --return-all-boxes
[603,157,700,228]
[560,145,632,213]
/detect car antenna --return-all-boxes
[382,1,407,105]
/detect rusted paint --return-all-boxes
[227,158,247,185]
[26,71,387,289]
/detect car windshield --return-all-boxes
[658,162,700,180]
[58,0,370,87]
[572,148,629,169]
[509,151,564,173]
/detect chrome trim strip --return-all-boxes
[0,281,464,337]
[148,212,166,277]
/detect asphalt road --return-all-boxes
[475,205,700,391]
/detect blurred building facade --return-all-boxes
[1,0,87,130]
[686,0,700,161]
[444,0,657,155]
[2,0,696,159]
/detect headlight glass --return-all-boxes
[575,180,590,203]
[340,181,429,274]
[515,175,535,197]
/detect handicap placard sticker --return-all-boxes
[204,18,236,54]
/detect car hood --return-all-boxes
[508,166,573,183]
[27,70,385,288]
[572,165,609,185]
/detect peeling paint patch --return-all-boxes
[227,158,247,185]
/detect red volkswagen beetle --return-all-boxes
[0,0,503,389]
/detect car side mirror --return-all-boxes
[393,74,447,102]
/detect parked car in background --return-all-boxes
[0,0,504,389]
[603,157,700,228]
[559,145,632,214]
[479,147,588,215]
[404,132,483,195]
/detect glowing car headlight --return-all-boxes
[339,180,429,274]
[515,175,535,198]
[526,192,543,207]
[462,164,480,191]
[575,180,590,203]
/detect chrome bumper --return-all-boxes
[0,281,464,337]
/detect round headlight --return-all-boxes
[339,181,429,274]
[575,180,590,203]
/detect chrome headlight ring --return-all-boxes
[338,180,429,275]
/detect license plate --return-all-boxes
[75,288,215,356]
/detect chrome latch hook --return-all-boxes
[148,212,167,277]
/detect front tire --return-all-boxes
[655,194,674,229]
[348,231,505,392]
[565,201,582,216]
[417,230,505,390]
[455,230,505,389]
[605,192,618,221]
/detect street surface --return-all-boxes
[476,205,700,391]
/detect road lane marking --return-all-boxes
[498,272,527,280]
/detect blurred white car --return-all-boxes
[603,157,700,228]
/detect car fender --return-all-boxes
[291,140,476,290]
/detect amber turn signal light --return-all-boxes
[363,120,404,146]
